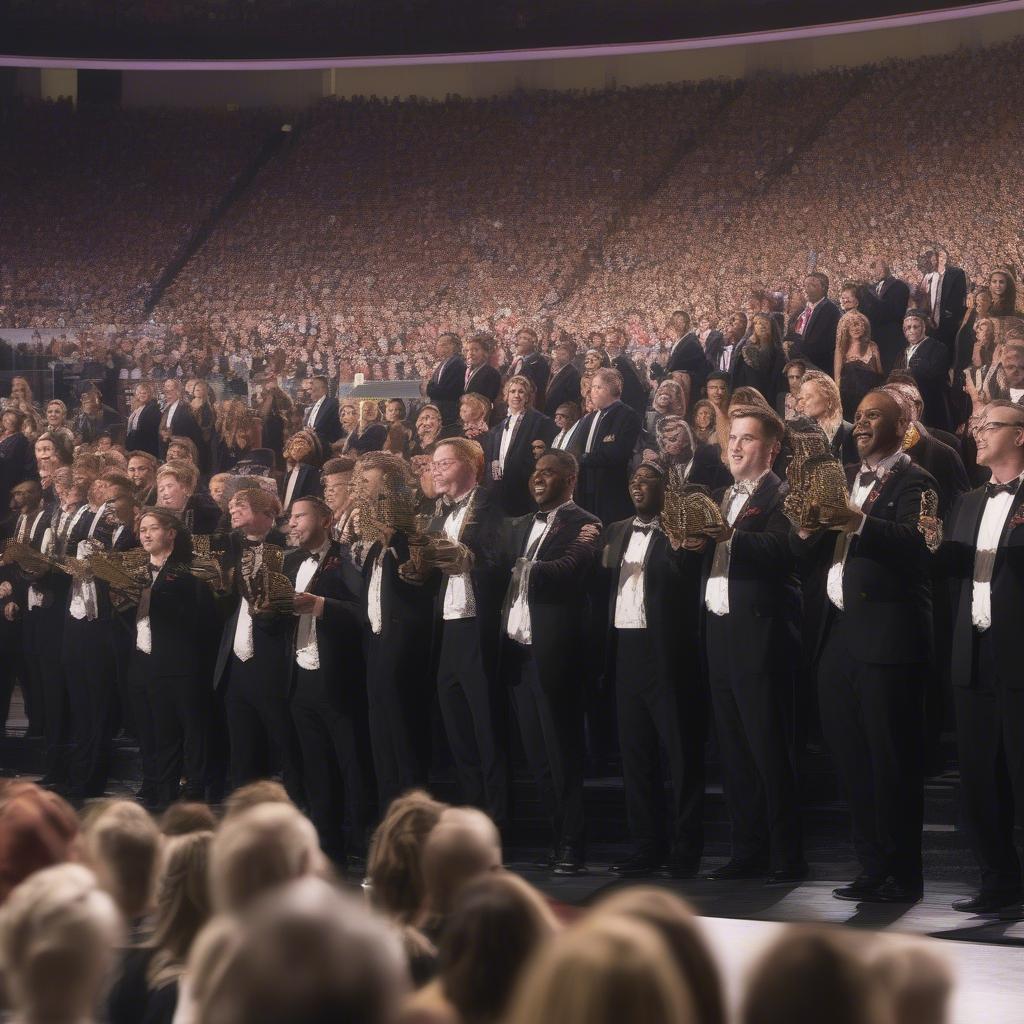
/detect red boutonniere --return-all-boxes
[1009,510,1024,531]
[738,505,762,523]
[321,555,340,573]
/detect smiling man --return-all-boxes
[791,388,937,905]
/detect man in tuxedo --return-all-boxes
[356,453,440,812]
[654,313,710,397]
[707,313,747,375]
[701,406,806,884]
[601,462,706,878]
[483,376,557,516]
[303,376,342,452]
[425,332,467,426]
[925,401,1024,912]
[279,428,324,515]
[426,439,509,827]
[159,378,204,460]
[869,259,911,373]
[550,402,584,452]
[285,496,369,867]
[788,272,841,374]
[543,340,583,419]
[504,328,551,404]
[124,382,162,457]
[606,328,651,417]
[501,450,601,874]
[575,368,642,525]
[921,246,968,352]
[212,487,299,797]
[792,389,934,904]
[462,333,503,409]
[896,311,953,432]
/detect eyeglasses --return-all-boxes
[972,421,1024,438]
[431,458,459,471]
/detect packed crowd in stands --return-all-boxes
[0,779,954,1024]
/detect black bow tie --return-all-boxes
[242,537,264,549]
[444,493,473,513]
[986,480,1020,498]
[534,511,551,523]
[858,469,877,488]
[632,519,657,533]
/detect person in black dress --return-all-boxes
[835,311,884,421]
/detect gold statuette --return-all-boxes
[661,482,726,547]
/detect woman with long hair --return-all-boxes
[411,403,445,457]
[731,313,784,405]
[955,285,993,371]
[834,311,883,421]
[989,267,1019,317]
[189,380,216,474]
[797,370,857,463]
[965,316,1000,402]
[646,379,687,435]
[255,377,292,469]
[690,399,718,445]
[215,399,253,473]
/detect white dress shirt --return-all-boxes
[906,341,922,364]
[368,556,384,635]
[506,501,571,645]
[704,476,763,616]
[135,562,164,654]
[305,395,324,427]
[584,409,604,454]
[498,411,522,472]
[1010,388,1024,405]
[972,474,1024,631]
[283,466,301,511]
[295,541,330,669]
[613,520,658,629]
[164,399,179,426]
[826,449,903,610]
[718,344,735,372]
[924,270,944,322]
[232,541,263,661]
[442,497,476,621]
[127,403,145,432]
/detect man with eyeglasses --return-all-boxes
[425,438,509,827]
[925,401,1024,914]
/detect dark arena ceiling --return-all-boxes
[0,0,996,60]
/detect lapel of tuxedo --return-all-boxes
[508,410,531,456]
[608,521,632,589]
[998,485,1024,548]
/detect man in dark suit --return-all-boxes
[895,310,954,432]
[706,313,747,375]
[924,401,1024,912]
[426,439,509,827]
[653,313,710,397]
[606,328,651,417]
[483,376,557,517]
[425,332,467,426]
[285,496,369,866]
[123,382,162,457]
[158,378,204,460]
[543,340,583,419]
[504,328,551,405]
[279,429,324,515]
[869,259,911,373]
[700,406,805,884]
[212,487,299,797]
[787,272,842,374]
[550,402,584,453]
[501,450,601,874]
[601,462,706,878]
[356,453,440,812]
[303,376,342,452]
[792,389,934,904]
[462,333,503,409]
[921,246,968,353]
[575,368,642,525]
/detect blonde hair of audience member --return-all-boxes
[180,914,244,1024]
[413,808,502,936]
[83,799,162,922]
[196,877,409,1024]
[865,936,953,1024]
[741,926,892,1024]
[834,311,879,383]
[366,791,446,924]
[147,831,214,989]
[0,864,122,1024]
[221,779,292,821]
[505,915,695,1024]
[798,370,844,437]
[160,801,217,837]
[437,872,559,1024]
[208,803,324,914]
[590,887,726,1024]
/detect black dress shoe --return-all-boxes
[666,856,701,879]
[531,849,557,870]
[611,851,665,877]
[952,890,1023,914]
[831,874,885,901]
[765,863,809,885]
[552,849,586,876]
[851,879,922,905]
[705,859,767,881]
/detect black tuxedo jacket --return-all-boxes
[729,343,785,407]
[2,507,52,606]
[427,354,467,425]
[789,298,841,373]
[905,429,969,518]
[343,422,388,456]
[896,336,953,432]
[831,421,859,465]
[182,492,222,536]
[870,277,911,371]
[703,331,726,370]
[125,400,161,457]
[575,401,642,525]
[790,456,934,665]
[463,363,503,407]
[933,483,1024,689]
[936,266,968,349]
[542,363,582,418]
[702,473,801,678]
[598,521,703,691]
[161,402,204,458]
[483,408,558,517]
[612,355,651,417]
[279,463,323,511]
[284,541,366,700]
[136,561,220,678]
[505,352,551,403]
[308,396,343,448]
[500,502,602,692]
[686,444,733,491]
[0,431,35,514]
[664,333,710,394]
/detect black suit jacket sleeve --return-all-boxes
[529,524,602,592]
[578,405,641,469]
[427,356,467,403]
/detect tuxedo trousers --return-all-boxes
[954,628,1024,895]
[436,618,509,828]
[291,664,369,861]
[616,628,705,861]
[818,613,924,887]
[25,606,70,779]
[707,613,803,870]
[63,616,116,797]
